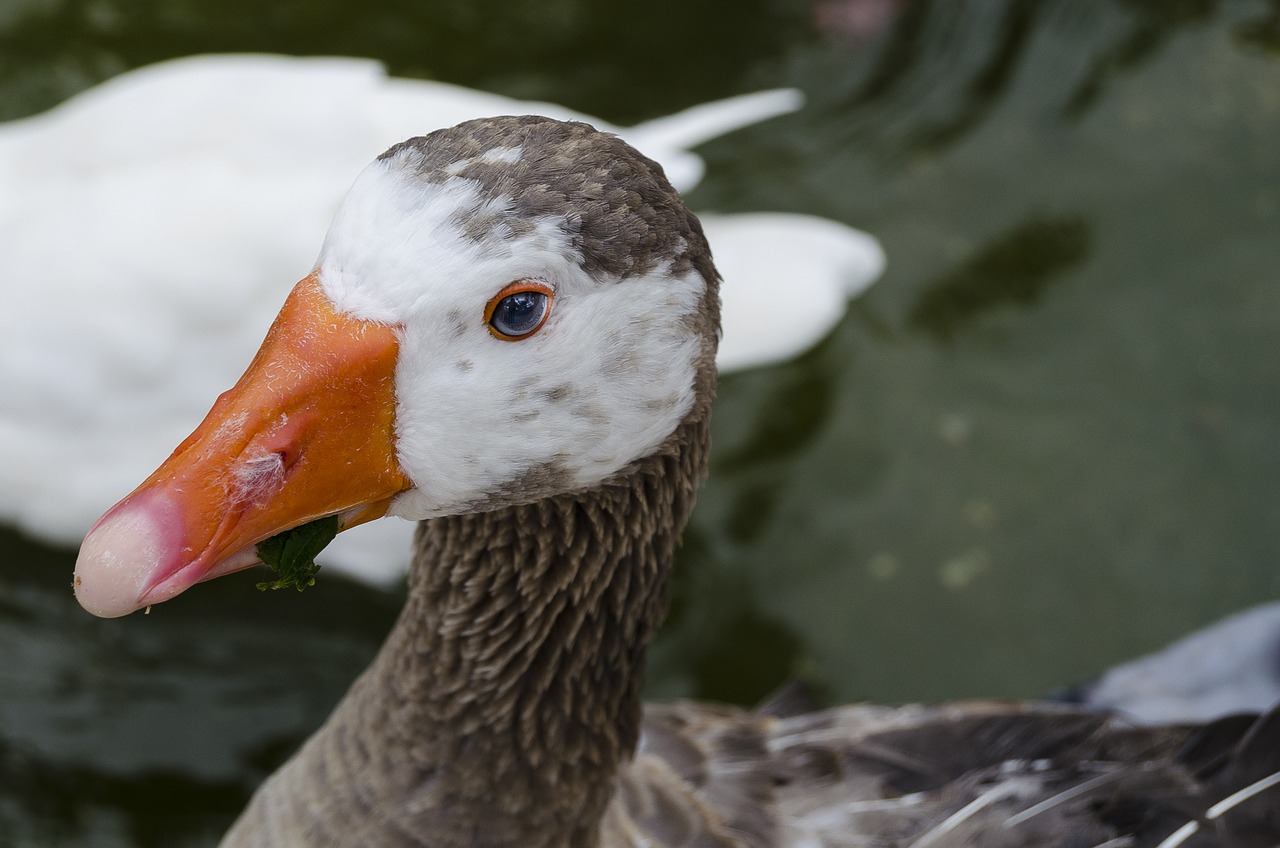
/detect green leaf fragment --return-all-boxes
[255,515,340,592]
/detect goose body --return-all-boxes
[71,117,1279,847]
[0,54,884,581]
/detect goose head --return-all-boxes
[74,115,720,618]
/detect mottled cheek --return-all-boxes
[451,460,575,515]
[446,309,468,339]
[642,393,680,414]
[572,403,609,428]
[539,384,573,403]
[455,359,474,373]
[603,349,641,377]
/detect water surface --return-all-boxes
[2,0,1278,844]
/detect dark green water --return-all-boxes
[2,0,1279,844]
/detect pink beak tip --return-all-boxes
[74,500,173,618]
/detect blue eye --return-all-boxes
[486,282,553,340]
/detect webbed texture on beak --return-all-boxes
[75,274,410,617]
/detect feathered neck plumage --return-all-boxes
[219,359,715,848]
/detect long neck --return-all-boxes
[220,400,711,848]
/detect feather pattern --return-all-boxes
[602,702,1280,848]
[64,114,1276,848]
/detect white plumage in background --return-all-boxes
[0,54,885,583]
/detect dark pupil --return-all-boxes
[492,291,546,336]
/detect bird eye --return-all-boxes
[485,281,554,341]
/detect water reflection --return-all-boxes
[1234,1,1280,50]
[0,735,243,848]
[0,524,395,846]
[907,216,1090,339]
[2,0,1279,844]
[653,523,811,705]
[1064,0,1220,115]
[800,0,1279,153]
[0,0,792,122]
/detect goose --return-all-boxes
[0,54,884,583]
[1063,601,1280,725]
[72,116,1280,848]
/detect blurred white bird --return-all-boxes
[1063,602,1280,724]
[0,54,884,583]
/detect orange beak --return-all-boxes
[74,273,411,617]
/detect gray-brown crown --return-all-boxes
[378,115,720,285]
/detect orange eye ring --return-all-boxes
[484,280,555,341]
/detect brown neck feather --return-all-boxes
[221,370,713,848]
